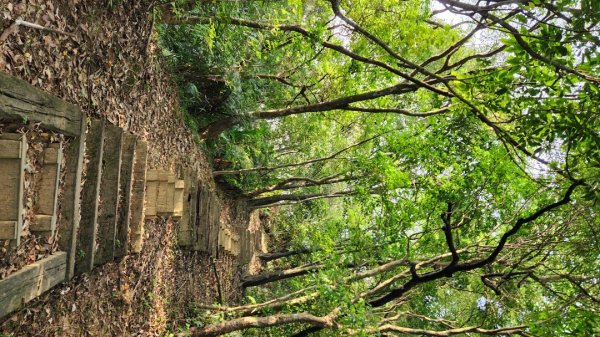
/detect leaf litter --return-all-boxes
[0,1,255,335]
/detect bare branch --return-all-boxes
[241,263,322,288]
[379,324,528,336]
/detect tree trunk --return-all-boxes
[241,264,321,288]
[186,312,336,337]
[199,116,239,139]
[249,190,355,207]
[198,80,432,139]
[378,324,527,336]
[197,288,319,316]
[244,174,355,197]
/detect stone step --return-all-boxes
[30,215,53,232]
[166,174,176,214]
[144,170,159,218]
[187,187,226,257]
[239,226,251,264]
[218,226,235,254]
[194,186,209,252]
[57,117,86,280]
[156,172,175,215]
[31,143,63,237]
[94,124,123,266]
[75,119,105,274]
[129,140,147,254]
[188,178,199,247]
[0,252,66,318]
[0,72,83,137]
[194,192,222,256]
[232,231,240,256]
[177,171,197,248]
[218,225,225,250]
[173,179,185,219]
[0,134,27,246]
[210,194,221,258]
[146,169,183,218]
[176,171,189,246]
[155,171,168,214]
[260,229,269,255]
[115,133,136,258]
[0,73,85,319]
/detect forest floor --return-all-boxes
[0,1,251,335]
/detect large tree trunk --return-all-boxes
[197,84,408,139]
[186,312,336,337]
[197,80,436,139]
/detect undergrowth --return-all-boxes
[155,6,277,192]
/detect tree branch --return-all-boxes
[379,324,528,336]
[241,263,322,288]
[184,312,336,337]
[342,106,451,117]
[249,189,358,208]
[441,202,459,268]
[439,0,600,84]
[370,181,582,307]
[244,174,357,197]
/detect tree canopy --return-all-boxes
[158,0,600,336]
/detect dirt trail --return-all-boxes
[0,1,250,335]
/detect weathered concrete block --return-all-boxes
[31,143,62,237]
[75,120,104,274]
[144,170,159,218]
[115,134,136,258]
[57,117,86,280]
[0,133,27,245]
[0,72,83,136]
[0,252,66,319]
[129,141,147,253]
[95,124,123,266]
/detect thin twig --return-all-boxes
[1,19,76,43]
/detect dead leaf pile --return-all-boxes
[0,0,212,178]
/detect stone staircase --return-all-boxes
[0,71,255,319]
[74,119,149,273]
